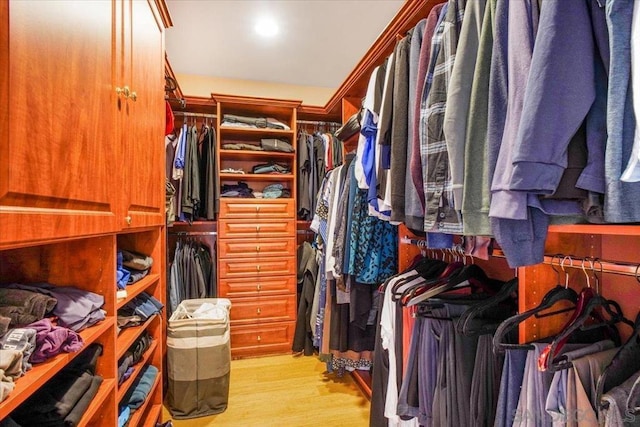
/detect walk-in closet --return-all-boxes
[2,0,640,426]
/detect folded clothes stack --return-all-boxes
[117,249,154,290]
[119,364,159,427]
[117,292,163,331]
[252,162,291,174]
[118,331,153,385]
[9,344,103,426]
[221,114,290,130]
[221,181,254,198]
[2,283,105,332]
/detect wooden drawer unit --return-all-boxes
[219,199,295,219]
[219,237,296,259]
[218,220,294,239]
[230,321,295,358]
[228,294,297,325]
[219,256,296,278]
[219,276,297,298]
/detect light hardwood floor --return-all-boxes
[162,354,371,426]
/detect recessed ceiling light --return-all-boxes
[255,17,279,37]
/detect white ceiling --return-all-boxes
[165,0,405,89]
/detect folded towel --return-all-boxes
[125,364,159,410]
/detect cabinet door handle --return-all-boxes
[256,265,261,272]
[125,216,132,225]
[256,245,260,252]
[257,284,261,291]
[257,308,261,315]
[116,85,131,98]
[129,91,137,101]
[256,206,260,213]
[256,225,260,232]
[257,335,261,342]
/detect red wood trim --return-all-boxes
[0,0,8,198]
[164,53,184,98]
[351,370,372,400]
[323,0,441,113]
[211,93,302,109]
[154,0,173,28]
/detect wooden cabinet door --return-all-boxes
[119,0,165,229]
[0,0,118,247]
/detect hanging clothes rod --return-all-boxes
[172,231,217,236]
[491,249,640,278]
[297,120,341,126]
[174,112,217,119]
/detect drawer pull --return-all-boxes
[256,245,260,252]
[256,225,261,232]
[257,284,261,291]
[256,265,261,272]
[256,206,260,213]
[257,308,261,314]
[257,335,261,342]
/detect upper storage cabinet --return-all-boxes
[213,94,301,198]
[0,0,118,247]
[118,0,166,230]
[0,0,167,248]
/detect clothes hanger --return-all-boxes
[493,255,580,353]
[400,260,464,306]
[455,277,519,336]
[540,258,633,372]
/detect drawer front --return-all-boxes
[229,294,297,324]
[230,321,294,358]
[219,257,296,278]
[219,199,295,219]
[218,220,294,239]
[219,237,296,258]
[219,276,297,298]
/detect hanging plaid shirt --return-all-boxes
[420,0,466,234]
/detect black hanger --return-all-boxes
[456,278,518,336]
[542,294,633,373]
[405,264,491,307]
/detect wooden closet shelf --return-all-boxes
[116,340,158,401]
[219,173,295,181]
[116,315,158,360]
[142,404,163,427]
[219,149,295,161]
[548,224,640,236]
[0,317,114,415]
[117,274,161,310]
[125,373,160,426]
[77,378,116,427]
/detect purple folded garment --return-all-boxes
[28,318,83,363]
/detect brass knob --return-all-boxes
[116,86,131,97]
[257,308,261,314]
[256,265,261,272]
[129,91,137,101]
[257,335,261,342]
[256,225,261,232]
[125,216,132,225]
[256,206,260,212]
[256,245,260,252]
[257,284,261,291]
